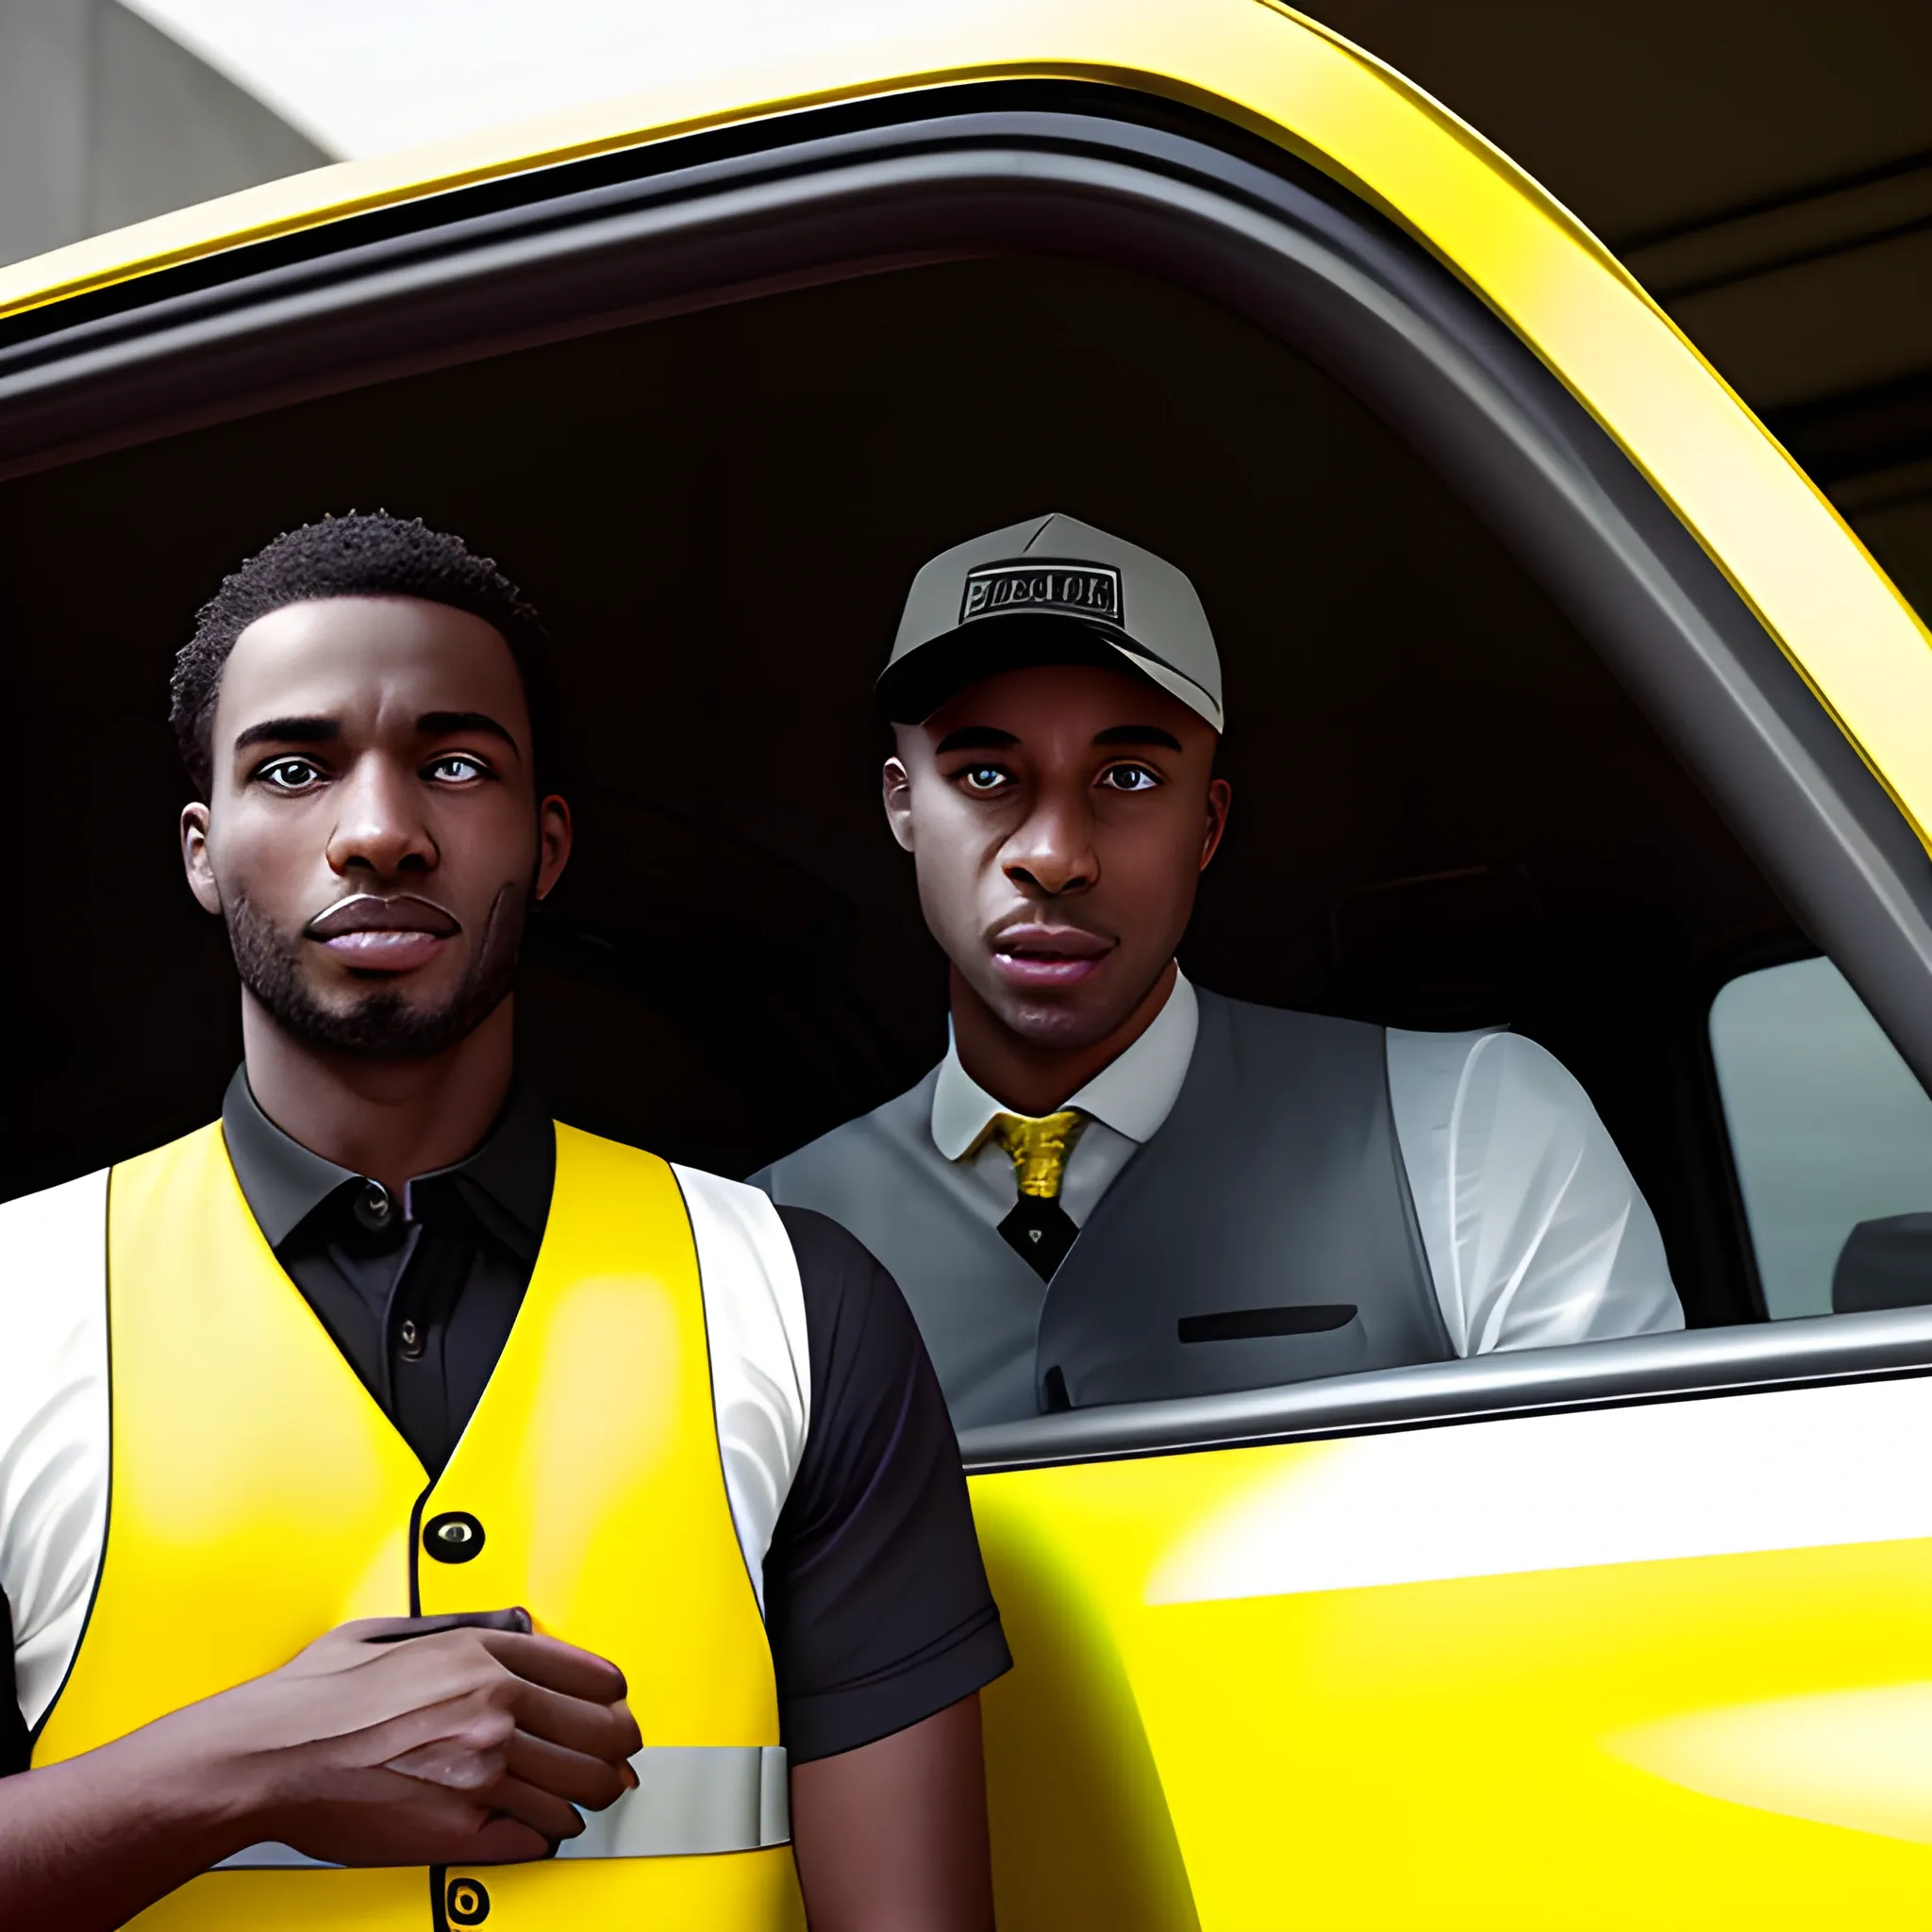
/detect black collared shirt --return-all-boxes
[222,1072,554,1478]
[197,1071,1008,1764]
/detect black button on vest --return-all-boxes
[424,1510,485,1563]
[446,1874,491,1924]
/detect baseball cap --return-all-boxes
[877,513,1224,731]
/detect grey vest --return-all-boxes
[752,989,1452,1428]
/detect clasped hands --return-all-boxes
[123,1607,641,1868]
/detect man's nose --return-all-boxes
[325,758,436,878]
[1002,790,1097,898]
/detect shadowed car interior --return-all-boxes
[0,249,1800,1329]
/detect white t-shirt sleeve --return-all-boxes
[1387,1029,1685,1357]
[0,1170,110,1732]
[672,1165,811,1617]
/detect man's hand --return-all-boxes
[0,1609,642,1932]
[142,1608,642,1866]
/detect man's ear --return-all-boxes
[882,756,916,854]
[535,794,574,901]
[180,802,224,916]
[1200,776,1232,873]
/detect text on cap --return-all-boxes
[961,560,1124,626]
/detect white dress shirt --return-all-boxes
[932,971,1682,1357]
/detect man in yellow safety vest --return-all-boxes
[0,512,1008,1930]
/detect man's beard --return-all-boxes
[226,883,530,1060]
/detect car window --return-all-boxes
[1710,956,1932,1319]
[9,89,1932,1437]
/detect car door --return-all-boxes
[968,1325,1932,1928]
[876,38,1932,1932]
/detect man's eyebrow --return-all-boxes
[934,726,1020,755]
[1093,724,1184,751]
[232,716,340,754]
[417,711,522,753]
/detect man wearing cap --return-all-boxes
[754,513,1684,1429]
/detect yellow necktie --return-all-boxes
[983,1110,1087,1201]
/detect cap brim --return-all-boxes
[876,612,1223,730]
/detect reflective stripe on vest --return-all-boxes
[32,1121,805,1931]
[220,1742,792,1864]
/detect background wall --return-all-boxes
[0,0,326,270]
[1305,2,1932,629]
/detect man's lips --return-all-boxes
[989,924,1115,988]
[307,893,460,972]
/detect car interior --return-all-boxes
[2,242,1821,1343]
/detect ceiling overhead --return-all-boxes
[1306,0,1932,618]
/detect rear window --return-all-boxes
[1709,957,1932,1318]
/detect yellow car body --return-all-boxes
[6,5,1932,1927]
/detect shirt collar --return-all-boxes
[929,967,1199,1159]
[220,1067,555,1258]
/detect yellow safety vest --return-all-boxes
[32,1120,806,1931]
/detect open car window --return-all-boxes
[6,85,1932,1465]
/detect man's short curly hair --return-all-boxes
[170,512,558,796]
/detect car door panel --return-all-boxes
[973,1370,1932,1927]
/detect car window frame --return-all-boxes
[8,79,1932,1461]
[955,1306,1932,1470]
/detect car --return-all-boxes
[6,3,1932,1924]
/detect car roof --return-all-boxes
[0,1,1664,325]
[3,0,1929,846]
